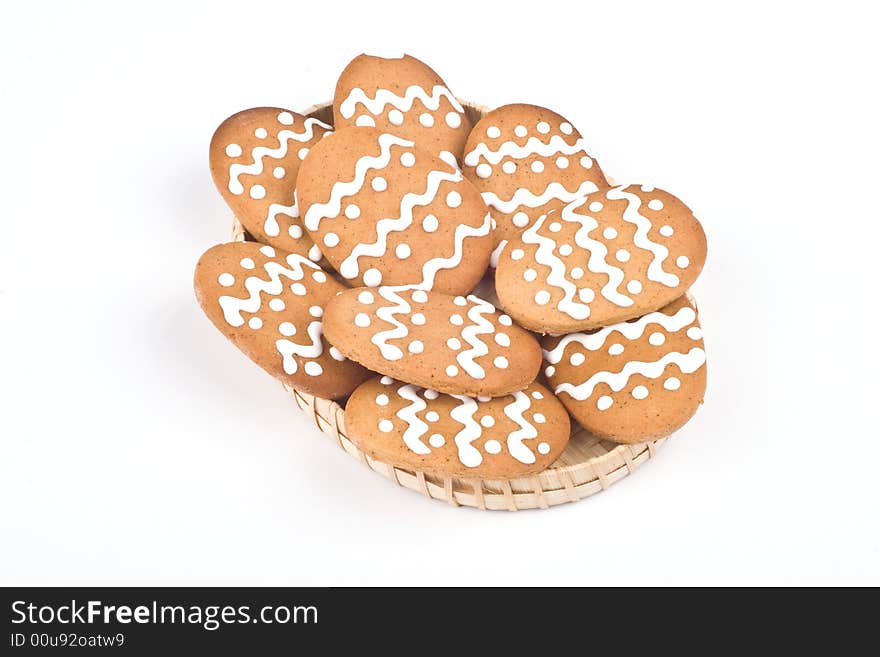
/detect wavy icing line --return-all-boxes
[396,385,431,455]
[555,348,707,401]
[481,179,599,214]
[543,306,698,364]
[606,186,679,287]
[449,395,483,468]
[228,118,330,196]
[372,287,412,361]
[464,135,593,167]
[339,84,465,120]
[457,296,496,379]
[502,392,539,465]
[263,201,299,237]
[276,321,323,375]
[418,212,492,289]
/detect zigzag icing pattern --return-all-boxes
[395,385,431,455]
[371,287,412,361]
[228,118,331,196]
[606,186,679,287]
[464,135,592,167]
[339,84,465,119]
[276,321,323,375]
[481,179,599,214]
[449,395,483,468]
[457,295,496,379]
[418,212,492,289]
[263,201,299,237]
[555,347,707,401]
[502,391,539,465]
[543,306,698,364]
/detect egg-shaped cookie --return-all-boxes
[462,104,608,243]
[210,108,332,261]
[298,127,494,294]
[323,287,541,397]
[495,185,707,333]
[347,377,570,478]
[333,53,471,161]
[194,242,370,399]
[542,296,707,443]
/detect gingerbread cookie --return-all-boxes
[495,185,707,333]
[462,104,607,243]
[194,242,370,399]
[210,107,332,261]
[542,296,706,443]
[346,377,570,478]
[323,287,541,397]
[333,53,471,162]
[297,127,494,295]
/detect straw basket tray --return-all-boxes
[228,99,669,511]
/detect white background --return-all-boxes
[2,0,878,586]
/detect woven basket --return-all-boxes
[227,99,669,511]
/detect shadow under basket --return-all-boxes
[229,99,671,511]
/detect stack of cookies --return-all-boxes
[195,53,708,480]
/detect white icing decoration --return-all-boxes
[487,126,501,138]
[597,395,613,411]
[560,122,573,134]
[627,280,643,294]
[298,148,309,160]
[484,439,502,454]
[687,326,703,340]
[480,179,599,214]
[345,204,361,219]
[424,389,439,399]
[249,184,266,200]
[254,127,268,139]
[664,377,681,390]
[400,152,415,167]
[535,290,551,305]
[277,112,294,125]
[464,134,593,167]
[276,320,323,375]
[395,385,431,454]
[358,291,374,305]
[494,356,508,369]
[480,415,495,428]
[476,163,492,178]
[355,115,376,127]
[537,121,550,134]
[446,191,462,208]
[248,317,262,329]
[412,290,428,303]
[269,298,285,311]
[279,322,296,336]
[609,343,624,356]
[419,113,434,127]
[370,287,411,360]
[380,376,394,384]
[329,347,345,361]
[324,232,340,247]
[422,214,439,232]
[603,227,617,240]
[632,385,649,399]
[395,243,411,259]
[273,167,285,179]
[649,332,666,346]
[495,333,510,347]
[411,313,426,325]
[379,419,394,432]
[503,161,516,174]
[445,111,461,128]
[426,411,440,422]
[512,212,529,228]
[660,225,674,237]
[677,255,690,268]
[446,365,459,376]
[388,109,404,125]
[355,313,371,327]
[531,161,545,173]
[490,240,507,268]
[648,199,664,211]
[376,393,389,405]
[309,305,323,318]
[570,352,585,366]
[225,144,242,157]
[363,268,382,287]
[218,273,234,287]
[429,434,445,447]
[449,395,482,468]
[556,156,568,169]
[455,295,497,379]
[371,176,387,192]
[537,442,550,455]
[503,391,540,465]
[304,362,323,376]
[339,85,465,121]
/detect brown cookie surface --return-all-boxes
[346,377,570,478]
[194,242,370,399]
[323,287,541,397]
[297,127,493,295]
[210,107,332,261]
[542,296,707,443]
[495,185,707,333]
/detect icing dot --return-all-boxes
[279,322,296,336]
[649,332,666,346]
[570,352,585,366]
[632,385,649,400]
[388,109,404,125]
[380,375,394,385]
[419,112,435,127]
[376,394,389,406]
[254,127,268,139]
[378,419,394,432]
[494,356,509,369]
[363,268,382,287]
[248,316,263,329]
[514,125,527,137]
[545,365,556,377]
[309,305,323,318]
[371,176,387,192]
[345,204,361,219]
[277,111,294,125]
[312,271,327,283]
[641,185,655,192]
[309,245,322,262]
[480,415,495,428]
[660,225,674,237]
[549,222,562,232]
[664,377,681,391]
[537,121,551,134]
[291,283,307,296]
[477,396,492,402]
[615,249,631,262]
[288,225,303,239]
[358,291,374,304]
[426,411,440,422]
[424,389,439,400]
[687,327,703,340]
[354,313,371,328]
[445,191,462,208]
[445,111,462,128]
[412,290,428,303]
[240,257,255,269]
[218,273,234,287]
[648,199,664,211]
[304,361,323,376]
[329,347,345,361]
[298,147,309,160]
[422,214,439,232]
[269,298,285,311]
[627,280,643,294]
[537,442,551,455]
[590,202,604,213]
[523,268,538,282]
[531,161,545,173]
[603,227,618,239]
[487,126,501,138]
[445,365,459,376]
[532,391,544,399]
[558,244,573,256]
[609,343,624,356]
[395,243,411,259]
[323,232,340,247]
[534,290,551,305]
[412,313,426,325]
[499,315,513,326]
[257,245,273,257]
[580,156,593,169]
[450,314,464,326]
[560,122,573,135]
[273,166,286,179]
[408,340,424,354]
[555,156,569,169]
[494,333,510,347]
[355,115,376,127]
[513,212,529,228]
[597,395,613,411]
[511,249,525,260]
[453,296,467,306]
[225,143,242,157]
[476,163,492,178]
[578,288,595,303]
[249,185,266,200]
[677,255,690,268]
[570,267,584,280]
[533,413,546,424]
[400,152,415,167]
[502,161,517,174]
[484,439,502,454]
[429,434,445,447]
[447,337,462,350]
